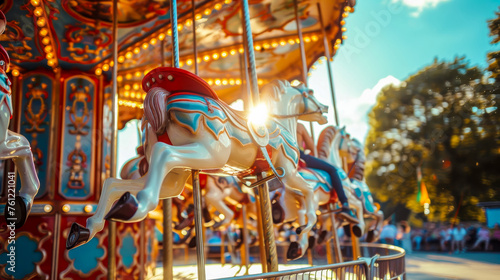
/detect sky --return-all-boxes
[307,0,499,143]
[117,0,500,171]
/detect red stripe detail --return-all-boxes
[157,132,172,145]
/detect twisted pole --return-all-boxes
[241,0,278,272]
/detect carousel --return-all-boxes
[0,0,405,279]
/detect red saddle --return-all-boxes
[142,67,219,100]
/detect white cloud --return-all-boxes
[338,75,401,143]
[392,0,450,17]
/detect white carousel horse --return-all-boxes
[269,157,364,258]
[203,175,257,230]
[339,135,384,242]
[67,68,328,262]
[316,126,366,237]
[0,12,40,229]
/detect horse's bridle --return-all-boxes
[269,92,324,119]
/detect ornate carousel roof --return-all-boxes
[1,0,355,126]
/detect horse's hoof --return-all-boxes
[351,224,362,238]
[366,230,375,243]
[175,216,194,230]
[176,228,193,245]
[317,230,328,244]
[66,223,90,250]
[4,196,31,230]
[104,192,138,221]
[308,236,316,250]
[343,225,352,237]
[212,220,224,230]
[286,241,303,260]
[271,199,285,224]
[202,207,211,223]
[235,237,244,250]
[188,236,197,248]
[296,224,307,235]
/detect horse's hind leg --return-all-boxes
[66,177,146,249]
[110,141,230,222]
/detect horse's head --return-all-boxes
[338,127,355,161]
[260,80,328,124]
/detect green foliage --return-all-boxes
[365,58,500,222]
[487,7,500,81]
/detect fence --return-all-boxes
[215,243,405,280]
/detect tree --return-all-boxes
[365,58,500,222]
[487,7,500,82]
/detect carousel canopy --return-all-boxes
[1,0,355,123]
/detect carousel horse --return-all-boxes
[203,174,257,230]
[316,126,369,238]
[269,155,364,254]
[67,68,328,262]
[340,135,384,242]
[0,11,40,229]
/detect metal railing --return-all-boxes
[360,243,406,280]
[215,243,405,280]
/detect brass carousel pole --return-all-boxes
[161,39,174,280]
[238,53,250,274]
[189,1,207,279]
[241,0,278,273]
[317,2,339,126]
[293,0,315,145]
[108,0,118,279]
[191,0,198,75]
[317,2,343,264]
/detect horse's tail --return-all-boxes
[144,87,169,134]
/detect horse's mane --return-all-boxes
[260,79,291,101]
[317,126,337,161]
[143,87,170,134]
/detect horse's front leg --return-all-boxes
[286,195,313,260]
[344,188,365,237]
[367,210,384,242]
[66,176,146,249]
[205,178,234,229]
[108,140,231,222]
[281,171,317,244]
[1,131,40,229]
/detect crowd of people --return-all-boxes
[378,221,500,254]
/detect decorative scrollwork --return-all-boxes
[68,84,91,135]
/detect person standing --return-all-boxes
[379,220,397,245]
[400,221,413,254]
[472,226,491,251]
[452,224,467,253]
